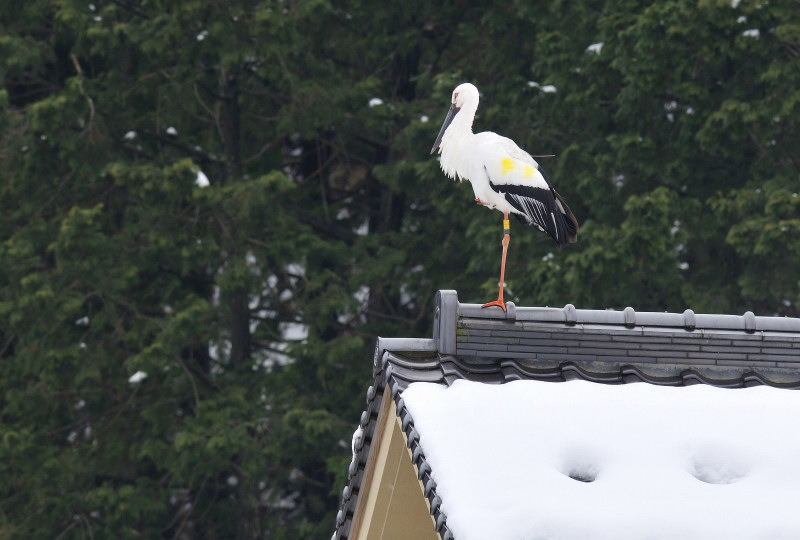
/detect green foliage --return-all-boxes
[1,0,799,538]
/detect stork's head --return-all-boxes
[451,82,479,109]
[430,82,480,154]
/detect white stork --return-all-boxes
[430,82,578,310]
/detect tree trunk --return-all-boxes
[220,67,251,366]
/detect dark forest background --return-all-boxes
[1,0,798,537]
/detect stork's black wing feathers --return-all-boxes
[535,166,579,244]
[487,167,578,247]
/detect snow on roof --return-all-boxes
[402,379,800,540]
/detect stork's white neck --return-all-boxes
[439,103,477,181]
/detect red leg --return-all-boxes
[482,213,510,311]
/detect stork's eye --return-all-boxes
[453,92,459,102]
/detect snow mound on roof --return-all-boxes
[401,379,800,540]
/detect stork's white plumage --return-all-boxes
[431,82,578,310]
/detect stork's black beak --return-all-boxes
[430,103,459,154]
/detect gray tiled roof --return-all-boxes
[333,291,800,539]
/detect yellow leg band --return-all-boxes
[503,219,510,229]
